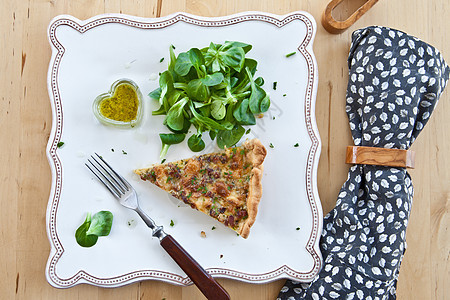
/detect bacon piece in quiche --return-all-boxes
[134,139,266,238]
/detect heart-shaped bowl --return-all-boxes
[92,78,144,128]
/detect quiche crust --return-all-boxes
[239,139,266,238]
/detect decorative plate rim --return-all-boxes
[45,11,323,288]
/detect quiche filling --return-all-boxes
[134,139,266,238]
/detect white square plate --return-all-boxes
[46,11,322,288]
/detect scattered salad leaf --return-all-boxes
[75,211,113,248]
[86,211,113,236]
[149,41,270,157]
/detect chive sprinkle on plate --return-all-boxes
[285,51,296,57]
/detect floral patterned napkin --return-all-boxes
[278,26,449,299]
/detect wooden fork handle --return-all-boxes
[160,235,230,300]
[322,0,379,34]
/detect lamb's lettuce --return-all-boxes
[75,211,113,248]
[149,42,270,157]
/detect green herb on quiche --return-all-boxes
[149,42,270,157]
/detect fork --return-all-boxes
[86,153,230,300]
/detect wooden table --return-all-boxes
[1,0,448,299]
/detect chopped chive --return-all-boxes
[211,226,216,230]
[272,116,276,120]
[111,148,115,152]
[170,220,175,227]
[161,158,166,164]
[273,82,277,90]
[283,94,287,97]
[269,143,274,148]
[294,143,299,147]
[57,142,64,148]
[246,128,251,134]
[286,51,296,57]
[122,150,127,155]
[296,227,300,230]
[160,57,164,63]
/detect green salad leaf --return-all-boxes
[75,213,98,248]
[86,211,113,236]
[149,41,270,157]
[188,134,206,152]
[75,211,113,248]
[159,133,186,158]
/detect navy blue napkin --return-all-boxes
[278,26,449,299]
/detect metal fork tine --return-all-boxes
[87,157,124,196]
[90,154,128,194]
[85,161,121,198]
[94,153,130,191]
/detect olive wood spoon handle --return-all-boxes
[322,0,379,34]
[160,235,230,300]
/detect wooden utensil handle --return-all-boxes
[322,0,379,34]
[160,235,230,300]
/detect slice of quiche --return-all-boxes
[134,139,267,238]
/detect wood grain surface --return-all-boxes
[1,0,448,299]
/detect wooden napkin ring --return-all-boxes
[346,146,415,169]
